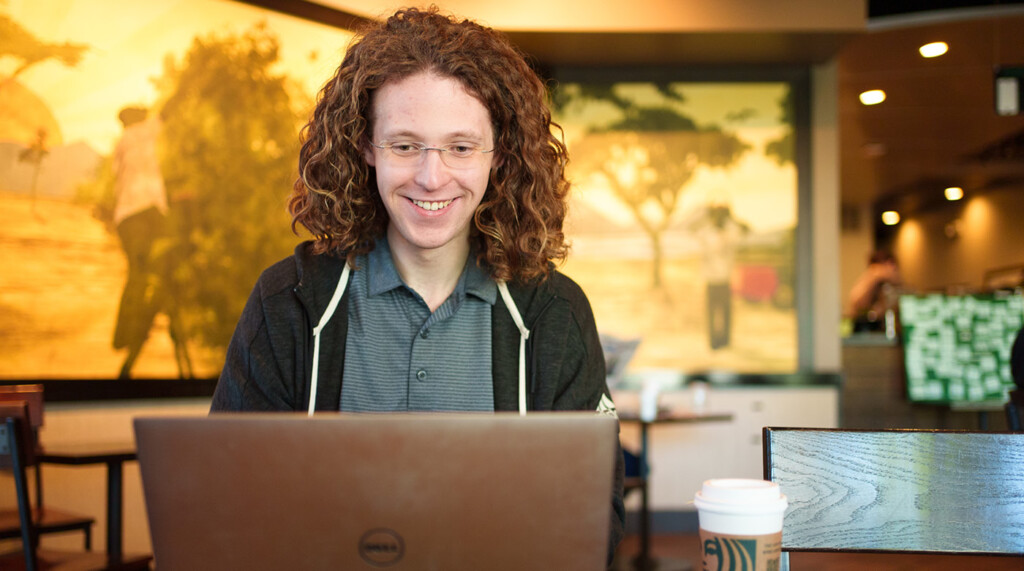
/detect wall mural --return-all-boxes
[0,1,799,381]
[552,81,798,374]
[0,0,352,379]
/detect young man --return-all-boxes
[210,7,624,562]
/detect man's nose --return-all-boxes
[412,149,450,189]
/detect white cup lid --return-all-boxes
[694,478,787,515]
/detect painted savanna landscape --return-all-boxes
[1,0,351,379]
[554,81,799,374]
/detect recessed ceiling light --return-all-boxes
[860,90,886,105]
[944,186,964,201]
[920,42,949,58]
[881,211,901,225]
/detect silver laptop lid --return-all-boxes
[135,412,617,571]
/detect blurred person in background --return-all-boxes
[848,249,902,334]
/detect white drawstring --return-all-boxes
[497,281,530,415]
[306,265,529,416]
[308,263,351,416]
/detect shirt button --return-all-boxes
[420,329,430,339]
[416,369,427,381]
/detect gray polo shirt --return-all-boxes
[340,239,497,412]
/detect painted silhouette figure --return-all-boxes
[688,201,750,350]
[111,106,191,379]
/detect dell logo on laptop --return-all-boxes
[359,528,405,566]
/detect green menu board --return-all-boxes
[899,293,1024,403]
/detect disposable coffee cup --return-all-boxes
[693,478,787,571]
[639,379,661,421]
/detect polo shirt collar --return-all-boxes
[464,253,498,305]
[366,238,404,297]
[366,238,497,305]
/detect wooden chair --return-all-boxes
[0,385,95,552]
[763,427,1024,570]
[0,402,98,570]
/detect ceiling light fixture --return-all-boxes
[860,90,886,105]
[920,42,949,58]
[944,186,964,201]
[881,210,901,225]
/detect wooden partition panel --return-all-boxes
[764,427,1024,555]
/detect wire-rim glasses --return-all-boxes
[370,141,494,169]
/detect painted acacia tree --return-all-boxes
[556,84,749,288]
[155,23,304,355]
[2,12,86,214]
[0,14,87,80]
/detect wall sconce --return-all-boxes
[944,187,964,201]
[881,210,900,225]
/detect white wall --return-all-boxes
[615,385,838,512]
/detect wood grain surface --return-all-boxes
[764,428,1024,554]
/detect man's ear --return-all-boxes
[364,143,376,167]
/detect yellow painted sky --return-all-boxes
[4,0,353,154]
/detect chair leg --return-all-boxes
[85,525,92,550]
[6,419,38,571]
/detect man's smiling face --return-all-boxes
[366,71,495,259]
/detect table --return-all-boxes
[39,443,138,563]
[619,410,733,571]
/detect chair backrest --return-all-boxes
[0,385,44,430]
[0,385,44,464]
[763,427,1024,555]
[0,402,36,469]
[0,401,41,571]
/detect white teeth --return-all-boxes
[412,199,452,211]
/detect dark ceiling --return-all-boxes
[845,2,1024,212]
[868,0,1024,19]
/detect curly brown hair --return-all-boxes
[289,6,570,283]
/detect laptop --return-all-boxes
[134,412,617,571]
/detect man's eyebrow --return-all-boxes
[377,129,418,140]
[444,130,487,141]
[377,129,487,142]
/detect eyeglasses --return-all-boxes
[370,142,494,169]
